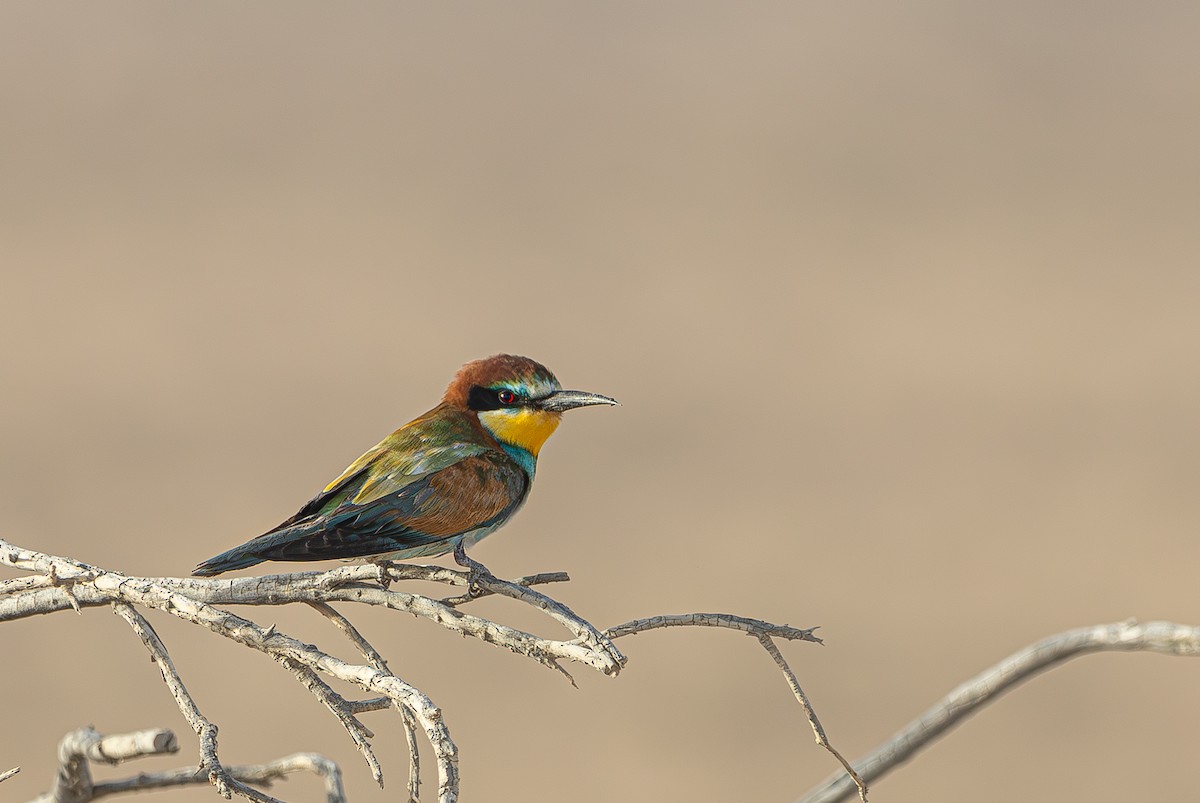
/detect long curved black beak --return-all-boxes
[537,390,619,412]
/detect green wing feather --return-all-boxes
[193,405,528,575]
[280,405,490,524]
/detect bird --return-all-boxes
[193,354,616,576]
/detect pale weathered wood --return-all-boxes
[26,725,344,803]
[798,619,1200,803]
[39,726,177,803]
[604,613,864,801]
[1,538,834,803]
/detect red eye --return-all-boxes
[497,390,517,405]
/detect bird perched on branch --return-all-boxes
[193,355,616,576]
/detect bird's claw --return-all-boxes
[453,540,492,597]
[370,561,394,590]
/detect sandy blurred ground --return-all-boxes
[2,3,1199,801]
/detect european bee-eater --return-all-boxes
[193,355,616,576]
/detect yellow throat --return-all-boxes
[479,408,561,456]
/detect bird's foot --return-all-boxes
[370,560,394,590]
[452,540,493,598]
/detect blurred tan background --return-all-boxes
[3,3,1199,801]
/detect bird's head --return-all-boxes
[445,354,617,459]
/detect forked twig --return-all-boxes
[756,635,866,802]
[33,725,180,803]
[605,613,863,799]
[3,540,827,803]
[25,724,344,803]
[278,657,384,787]
[89,753,344,802]
[307,601,421,803]
[110,602,281,803]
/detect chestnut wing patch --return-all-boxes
[378,454,527,537]
[251,454,528,562]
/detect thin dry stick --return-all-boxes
[798,619,1200,803]
[448,550,626,675]
[1,768,19,784]
[1,543,461,802]
[604,613,852,795]
[0,548,621,682]
[117,579,459,801]
[756,635,867,802]
[3,540,834,803]
[0,564,623,680]
[34,726,178,803]
[110,602,285,803]
[439,571,570,606]
[26,725,343,803]
[0,574,70,595]
[314,582,620,679]
[278,657,384,787]
[606,612,821,643]
[308,601,421,803]
[88,753,345,802]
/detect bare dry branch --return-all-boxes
[1,767,19,784]
[798,619,1200,803]
[439,571,570,606]
[35,726,180,803]
[308,601,421,802]
[0,557,621,678]
[88,753,345,802]
[2,538,831,803]
[110,602,277,803]
[604,614,855,795]
[606,612,821,644]
[279,656,384,787]
[756,634,866,802]
[24,724,343,803]
[1,540,462,801]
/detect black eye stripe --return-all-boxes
[467,386,502,411]
[467,386,524,411]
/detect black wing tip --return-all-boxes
[191,548,267,577]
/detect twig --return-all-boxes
[606,612,821,644]
[604,613,848,795]
[2,541,461,801]
[27,725,343,803]
[439,571,570,606]
[2,539,834,803]
[466,564,627,675]
[308,601,422,802]
[115,578,459,801]
[798,619,1200,803]
[1,767,18,784]
[89,753,344,802]
[278,657,384,787]
[0,574,78,595]
[110,602,277,802]
[1,560,623,678]
[346,697,394,714]
[757,635,866,802]
[34,725,179,803]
